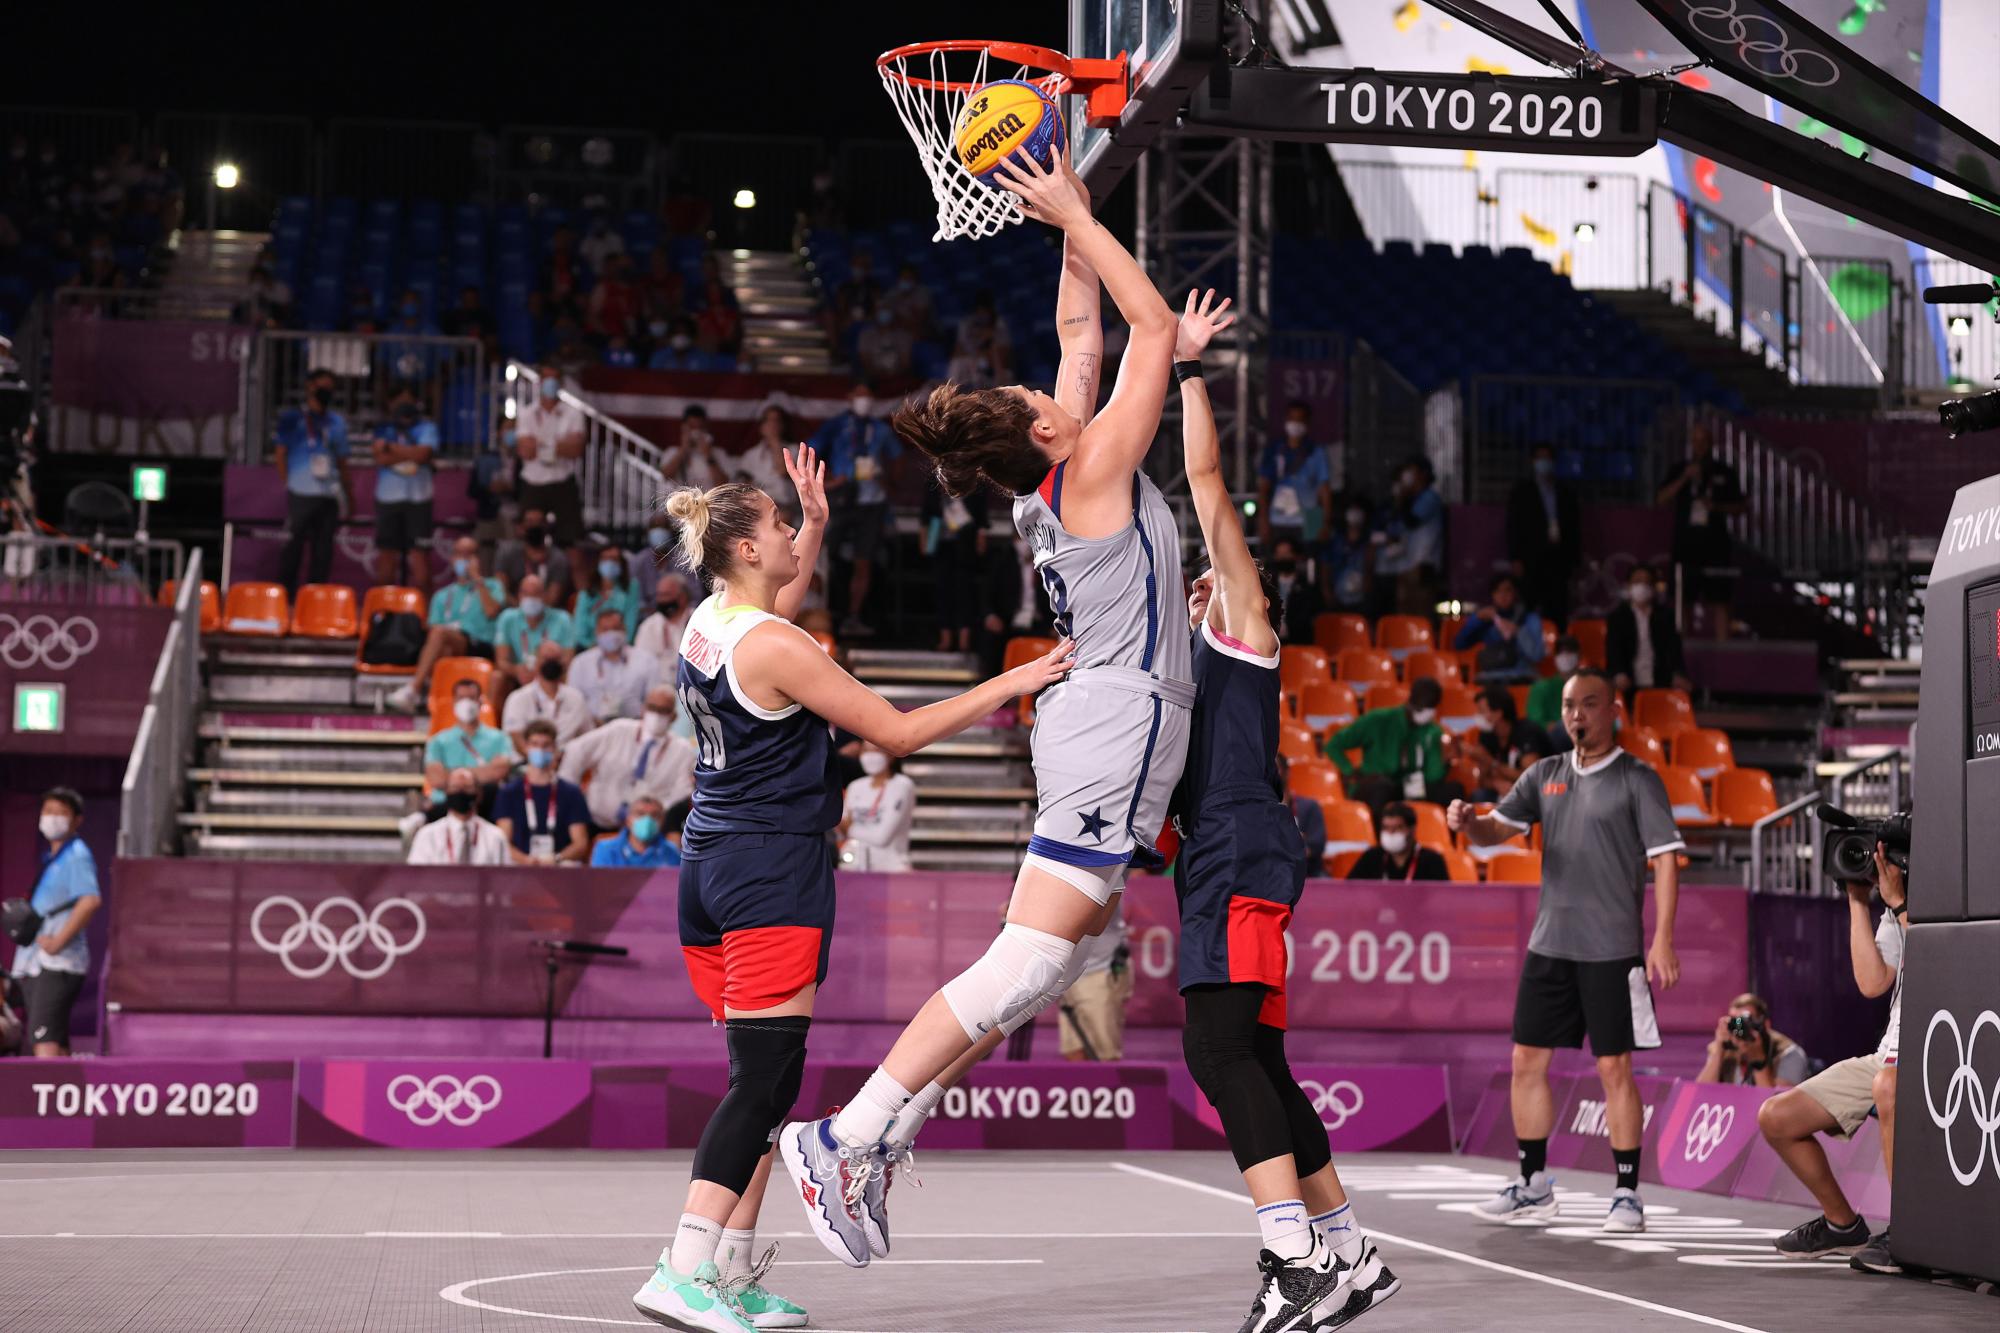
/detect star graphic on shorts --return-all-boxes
[1077,807,1112,842]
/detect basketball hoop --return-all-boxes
[877,40,1127,242]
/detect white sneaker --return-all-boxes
[396,810,427,840]
[1603,1188,1645,1233]
[631,1259,755,1332]
[1471,1171,1558,1224]
[385,683,418,712]
[777,1116,875,1267]
[1310,1238,1401,1330]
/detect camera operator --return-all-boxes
[1696,992,1809,1088]
[1757,842,1904,1276]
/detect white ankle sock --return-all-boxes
[1311,1203,1363,1265]
[830,1068,912,1148]
[1256,1199,1316,1261]
[668,1212,724,1276]
[886,1080,946,1149]
[716,1227,757,1284]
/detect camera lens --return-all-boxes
[1940,388,2000,439]
[1831,834,1876,880]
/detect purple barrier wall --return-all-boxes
[49,314,248,458]
[0,602,168,759]
[0,1059,295,1148]
[1749,892,1895,1067]
[107,862,1749,1039]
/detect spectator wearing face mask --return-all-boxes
[1346,801,1451,881]
[371,382,438,591]
[513,366,589,590]
[493,720,593,865]
[1452,573,1547,683]
[572,545,644,649]
[1320,497,1378,613]
[948,289,1012,386]
[1324,676,1462,815]
[1267,537,1323,646]
[591,794,683,867]
[385,537,509,713]
[838,743,918,871]
[500,637,591,747]
[856,300,915,378]
[1463,686,1555,801]
[814,383,903,637]
[1607,566,1690,697]
[1506,444,1582,625]
[1257,401,1333,551]
[495,507,571,607]
[421,681,517,818]
[492,573,574,700]
[274,367,352,593]
[648,316,716,371]
[407,767,512,865]
[560,687,698,833]
[635,573,697,688]
[1528,634,1583,731]
[665,405,731,490]
[11,788,101,1058]
[569,606,659,723]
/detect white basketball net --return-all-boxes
[878,45,1068,242]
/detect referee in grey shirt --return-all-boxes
[1447,666,1685,1235]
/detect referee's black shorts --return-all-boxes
[1512,950,1660,1056]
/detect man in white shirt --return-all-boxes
[501,638,594,746]
[560,687,696,831]
[407,768,513,865]
[569,606,659,723]
[514,367,589,585]
[634,572,697,689]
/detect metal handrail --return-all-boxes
[1746,790,1821,895]
[1747,748,1908,896]
[502,362,675,532]
[118,548,203,858]
[1828,749,1909,818]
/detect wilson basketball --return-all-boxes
[952,80,1066,185]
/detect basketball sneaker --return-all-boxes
[778,1117,876,1267]
[1310,1238,1400,1329]
[631,1258,755,1332]
[1471,1171,1558,1224]
[1849,1228,1901,1275]
[1236,1239,1348,1333]
[1772,1213,1870,1259]
[859,1140,920,1258]
[1602,1188,1645,1233]
[721,1244,808,1330]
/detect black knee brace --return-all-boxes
[690,1016,810,1193]
[1183,984,1294,1172]
[1255,1022,1332,1178]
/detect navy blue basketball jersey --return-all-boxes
[676,595,841,848]
[1182,620,1285,808]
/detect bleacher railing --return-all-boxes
[119,548,202,859]
[502,362,675,532]
[1748,749,1907,896]
[0,534,184,603]
[241,329,488,465]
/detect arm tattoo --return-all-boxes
[1072,352,1099,401]
[1060,316,1096,328]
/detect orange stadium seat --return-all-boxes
[1440,847,1481,883]
[221,582,289,636]
[1437,615,1466,652]
[160,579,223,634]
[1714,768,1780,827]
[1437,684,1481,735]
[430,656,495,715]
[1313,613,1371,655]
[809,631,837,656]
[1280,646,1334,701]
[292,583,360,639]
[356,586,427,676]
[1322,799,1376,858]
[1278,721,1319,762]
[1401,650,1463,688]
[1405,800,1453,851]
[1298,681,1360,733]
[1618,725,1667,769]
[1660,766,1718,827]
[1486,850,1544,882]
[1672,727,1736,779]
[1507,683,1531,717]
[1005,636,1057,726]
[1325,850,1365,878]
[1634,688,1697,740]
[1569,618,1608,667]
[1337,649,1398,696]
[1375,615,1434,660]
[1286,759,1345,805]
[1369,682,1410,713]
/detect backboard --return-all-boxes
[1069,0,1223,193]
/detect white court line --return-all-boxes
[0,1229,1253,1241]
[1110,1162,1775,1333]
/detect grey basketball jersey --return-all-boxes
[1014,464,1190,684]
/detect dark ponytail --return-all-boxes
[891,382,1046,498]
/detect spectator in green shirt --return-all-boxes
[491,572,575,710]
[572,542,645,650]
[1528,634,1582,734]
[422,678,518,817]
[1323,675,1463,814]
[388,535,511,713]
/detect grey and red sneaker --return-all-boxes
[777,1116,876,1268]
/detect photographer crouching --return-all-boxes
[1757,837,1905,1276]
[1697,993,1810,1088]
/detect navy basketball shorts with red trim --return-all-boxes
[1173,798,1309,1029]
[678,831,836,1020]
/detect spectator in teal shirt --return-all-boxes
[491,572,574,708]
[571,543,644,649]
[387,534,510,713]
[590,795,682,867]
[371,382,439,591]
[422,678,517,816]
[12,787,103,1058]
[274,368,352,593]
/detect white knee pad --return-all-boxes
[1023,852,1127,906]
[996,932,1097,1036]
[941,923,1075,1042]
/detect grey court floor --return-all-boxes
[0,1150,1991,1332]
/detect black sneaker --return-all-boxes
[1311,1239,1401,1329]
[1850,1228,1901,1275]
[1773,1214,1870,1259]
[1237,1242,1349,1333]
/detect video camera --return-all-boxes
[1924,280,2000,439]
[1816,803,1912,884]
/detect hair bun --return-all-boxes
[663,488,712,569]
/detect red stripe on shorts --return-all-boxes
[682,943,727,1021]
[1226,896,1292,991]
[721,925,824,1013]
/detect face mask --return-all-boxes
[539,380,559,401]
[39,813,69,841]
[524,525,547,547]
[1410,707,1437,726]
[1629,583,1655,606]
[851,397,874,416]
[598,630,627,655]
[309,387,332,409]
[642,709,671,738]
[445,790,478,815]
[519,596,544,619]
[669,334,692,351]
[453,557,470,579]
[648,320,668,337]
[599,559,622,582]
[1380,830,1410,855]
[860,751,889,776]
[1346,508,1367,528]
[453,698,480,725]
[631,814,660,843]
[643,526,669,550]
[1554,652,1580,675]
[1283,420,1308,440]
[527,746,553,770]
[1533,457,1555,478]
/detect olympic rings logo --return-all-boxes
[386,1074,504,1127]
[1298,1079,1366,1131]
[1681,1101,1737,1163]
[249,895,427,980]
[1682,2,1840,87]
[1921,1007,2000,1187]
[0,614,98,670]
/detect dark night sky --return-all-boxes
[10,5,1072,144]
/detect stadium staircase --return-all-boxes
[729,251,833,373]
[1593,289,1797,413]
